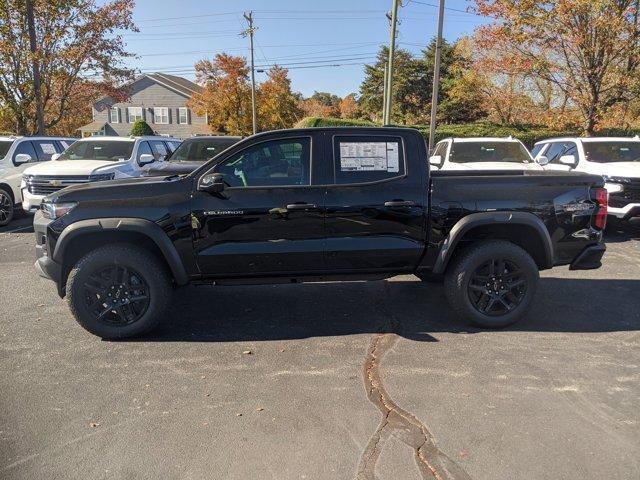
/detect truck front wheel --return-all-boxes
[66,245,172,339]
[444,240,539,328]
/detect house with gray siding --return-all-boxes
[79,73,211,139]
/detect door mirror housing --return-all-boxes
[51,153,62,161]
[429,155,443,168]
[536,155,550,166]
[199,172,225,193]
[559,154,577,166]
[138,153,155,166]
[14,153,32,165]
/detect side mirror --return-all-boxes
[14,153,32,165]
[51,153,62,161]
[429,155,443,168]
[559,154,577,166]
[536,155,550,166]
[199,172,225,193]
[139,153,155,166]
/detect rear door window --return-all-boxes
[531,143,547,158]
[33,141,58,161]
[149,140,169,161]
[333,136,405,185]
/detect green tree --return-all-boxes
[359,46,430,124]
[130,119,154,136]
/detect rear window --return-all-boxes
[59,140,135,161]
[169,137,239,162]
[450,141,531,163]
[583,141,640,163]
[0,140,13,158]
[333,136,405,184]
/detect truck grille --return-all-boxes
[609,178,640,208]
[25,175,90,196]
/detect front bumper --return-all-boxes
[608,203,640,219]
[33,210,63,294]
[22,188,45,213]
[569,243,606,270]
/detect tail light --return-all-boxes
[591,187,608,230]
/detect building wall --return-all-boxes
[92,77,208,139]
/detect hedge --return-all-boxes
[294,117,640,148]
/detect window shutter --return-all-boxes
[168,108,172,124]
[187,108,191,124]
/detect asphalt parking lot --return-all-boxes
[1,224,639,480]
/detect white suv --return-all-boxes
[21,135,181,212]
[532,137,640,222]
[429,137,543,171]
[0,136,76,226]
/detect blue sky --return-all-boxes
[111,0,488,97]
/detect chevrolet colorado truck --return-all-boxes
[33,127,607,339]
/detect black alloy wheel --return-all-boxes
[82,265,151,325]
[0,188,13,226]
[467,258,527,316]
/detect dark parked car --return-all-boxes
[141,136,241,176]
[33,127,607,338]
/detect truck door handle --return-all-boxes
[384,200,415,207]
[286,203,317,210]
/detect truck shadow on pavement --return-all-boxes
[134,276,640,343]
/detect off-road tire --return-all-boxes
[66,244,172,339]
[0,187,14,227]
[444,240,539,328]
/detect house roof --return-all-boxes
[96,73,202,104]
[78,121,108,133]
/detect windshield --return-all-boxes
[583,141,640,163]
[0,140,13,158]
[169,137,239,163]
[449,141,531,163]
[59,140,135,161]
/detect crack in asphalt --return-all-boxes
[356,282,472,480]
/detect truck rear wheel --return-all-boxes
[444,240,538,328]
[66,244,172,339]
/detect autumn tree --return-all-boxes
[339,93,359,119]
[474,0,640,134]
[257,66,301,130]
[0,0,137,135]
[189,54,253,136]
[298,91,341,118]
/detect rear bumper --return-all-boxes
[569,243,606,270]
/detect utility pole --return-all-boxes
[26,0,44,135]
[383,0,400,125]
[428,0,446,153]
[382,61,388,122]
[242,11,257,135]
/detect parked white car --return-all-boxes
[532,137,640,222]
[21,135,181,212]
[0,136,76,226]
[429,137,543,171]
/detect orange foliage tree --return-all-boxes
[0,0,136,135]
[257,66,301,131]
[474,0,640,134]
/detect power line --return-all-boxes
[407,0,484,16]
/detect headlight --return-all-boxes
[89,173,115,182]
[41,201,77,219]
[604,182,624,194]
[602,176,628,194]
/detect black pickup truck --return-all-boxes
[33,127,607,339]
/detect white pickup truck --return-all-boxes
[21,135,181,212]
[0,135,76,226]
[532,137,640,223]
[429,137,543,171]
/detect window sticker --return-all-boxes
[40,143,56,155]
[339,141,399,172]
